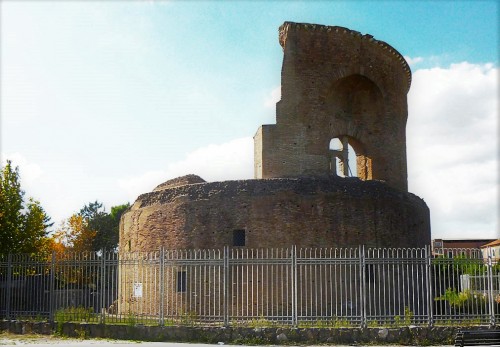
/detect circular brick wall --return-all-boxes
[120,176,430,251]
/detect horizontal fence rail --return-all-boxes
[0,246,498,327]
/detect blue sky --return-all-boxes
[1,0,498,240]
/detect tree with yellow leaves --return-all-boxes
[52,214,97,253]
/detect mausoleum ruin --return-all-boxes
[117,21,432,322]
[119,21,430,252]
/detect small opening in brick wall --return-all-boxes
[233,229,246,247]
[177,270,187,292]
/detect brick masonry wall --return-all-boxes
[255,22,412,191]
[118,176,430,317]
[120,176,430,252]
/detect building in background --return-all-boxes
[481,239,500,263]
[432,239,496,257]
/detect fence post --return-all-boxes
[425,245,434,327]
[49,251,55,323]
[486,247,495,327]
[5,254,12,320]
[359,245,367,328]
[99,250,106,324]
[159,247,165,326]
[291,245,297,327]
[223,246,229,327]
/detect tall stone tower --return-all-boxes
[255,22,411,191]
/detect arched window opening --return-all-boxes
[326,74,384,124]
[329,137,358,177]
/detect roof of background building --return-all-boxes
[480,239,500,248]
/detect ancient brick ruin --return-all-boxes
[119,21,430,253]
[255,22,411,192]
[117,21,431,320]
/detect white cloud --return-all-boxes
[407,62,498,239]
[404,56,423,66]
[405,54,459,69]
[117,137,254,201]
[264,86,281,108]
[1,152,43,186]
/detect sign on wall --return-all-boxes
[133,283,143,298]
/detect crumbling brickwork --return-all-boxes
[255,22,411,192]
[120,176,430,252]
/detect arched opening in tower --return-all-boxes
[329,136,372,180]
[326,74,383,182]
[327,74,384,122]
[329,137,357,177]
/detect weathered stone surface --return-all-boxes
[255,22,411,192]
[0,322,465,345]
[153,174,206,192]
[378,327,389,338]
[121,176,430,251]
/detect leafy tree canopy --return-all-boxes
[80,201,129,251]
[52,214,96,253]
[52,201,129,253]
[0,160,53,254]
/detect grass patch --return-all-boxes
[54,306,97,323]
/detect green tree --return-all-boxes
[106,203,129,251]
[23,197,53,254]
[79,200,129,252]
[0,160,52,254]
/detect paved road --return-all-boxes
[0,334,454,346]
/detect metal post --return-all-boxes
[486,248,495,327]
[5,254,12,320]
[425,245,434,327]
[49,251,55,323]
[359,245,367,328]
[159,247,165,326]
[223,246,229,327]
[291,245,297,326]
[100,250,106,324]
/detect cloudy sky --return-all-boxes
[1,1,498,240]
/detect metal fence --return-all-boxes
[0,246,499,327]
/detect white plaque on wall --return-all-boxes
[133,282,143,298]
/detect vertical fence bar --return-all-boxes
[223,246,229,326]
[359,245,366,328]
[100,250,106,324]
[159,247,165,326]
[425,245,433,327]
[49,251,56,323]
[5,254,12,320]
[486,247,495,327]
[291,245,297,326]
